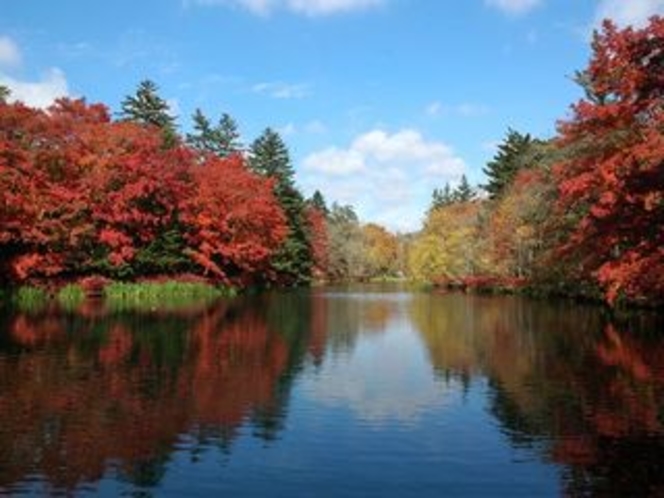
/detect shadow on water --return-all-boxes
[0,286,662,496]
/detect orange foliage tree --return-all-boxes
[0,99,114,281]
[182,154,288,286]
[305,205,328,280]
[0,95,291,287]
[487,167,555,279]
[554,17,664,305]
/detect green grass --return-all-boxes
[13,286,49,312]
[2,280,236,313]
[56,284,86,310]
[104,281,236,311]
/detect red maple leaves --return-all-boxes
[0,97,288,286]
[555,17,664,305]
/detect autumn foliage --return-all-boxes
[409,17,664,307]
[554,17,664,305]
[0,97,292,287]
[183,154,288,285]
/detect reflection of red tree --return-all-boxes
[0,301,292,492]
[186,304,288,428]
[307,292,328,366]
[98,325,133,367]
[589,324,663,437]
[413,295,664,493]
[546,322,664,496]
[10,310,66,346]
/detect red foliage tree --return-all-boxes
[554,17,664,305]
[305,205,328,280]
[0,97,196,282]
[0,99,109,281]
[81,119,194,275]
[182,154,288,285]
[1,94,296,287]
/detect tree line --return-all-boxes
[0,80,330,288]
[408,17,664,307]
[0,78,406,289]
[1,17,662,306]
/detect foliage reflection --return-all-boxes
[409,293,664,496]
[0,290,662,495]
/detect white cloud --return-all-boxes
[303,325,455,424]
[185,0,384,16]
[0,68,69,109]
[302,128,467,232]
[0,36,21,68]
[485,0,542,16]
[0,36,69,108]
[593,0,664,28]
[252,81,310,99]
[304,147,365,175]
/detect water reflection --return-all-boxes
[0,296,297,494]
[303,289,448,425]
[409,292,664,496]
[0,288,662,496]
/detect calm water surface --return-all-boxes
[1,286,663,496]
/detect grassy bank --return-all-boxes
[3,279,237,312]
[101,281,236,312]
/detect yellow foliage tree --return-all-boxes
[361,223,400,278]
[407,202,488,282]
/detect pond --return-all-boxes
[0,286,663,496]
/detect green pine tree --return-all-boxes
[309,190,328,215]
[250,128,294,183]
[186,108,214,153]
[453,174,475,202]
[430,182,453,211]
[0,85,10,104]
[120,80,178,147]
[250,128,313,285]
[482,128,534,199]
[216,112,242,156]
[187,109,242,158]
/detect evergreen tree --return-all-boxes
[250,128,294,183]
[186,109,242,158]
[250,128,312,285]
[482,128,534,199]
[309,190,328,215]
[216,112,242,156]
[186,108,214,153]
[453,174,475,202]
[430,175,474,211]
[119,80,178,147]
[0,85,10,104]
[430,182,453,211]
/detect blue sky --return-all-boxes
[1,0,663,231]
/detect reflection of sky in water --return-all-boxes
[321,291,413,303]
[301,316,454,426]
